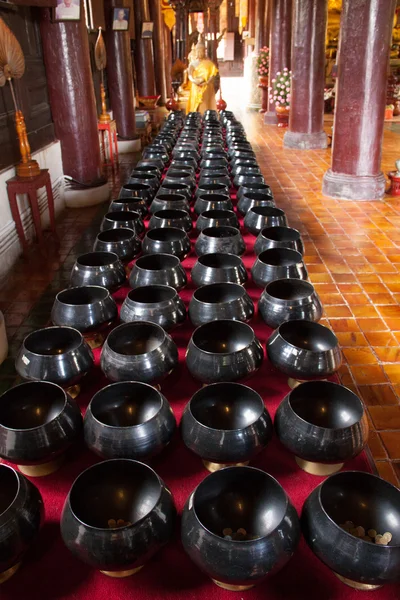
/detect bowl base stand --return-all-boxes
[212,579,254,591]
[100,566,143,578]
[335,573,383,591]
[295,457,344,476]
[65,384,81,399]
[84,332,105,350]
[0,563,21,584]
[203,460,250,473]
[18,455,65,477]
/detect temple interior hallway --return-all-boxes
[1,97,400,487]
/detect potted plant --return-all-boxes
[270,68,291,127]
[385,104,394,120]
[257,47,269,113]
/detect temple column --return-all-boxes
[133,0,156,96]
[322,0,397,200]
[164,24,173,95]
[40,9,109,208]
[244,0,263,109]
[264,0,292,124]
[104,0,140,153]
[150,0,168,105]
[283,0,327,149]
[255,0,267,51]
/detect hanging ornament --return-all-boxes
[95,28,110,124]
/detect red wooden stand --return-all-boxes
[6,169,58,254]
[98,120,119,170]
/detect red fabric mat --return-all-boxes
[2,208,399,600]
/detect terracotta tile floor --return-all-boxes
[1,89,400,486]
[231,92,400,486]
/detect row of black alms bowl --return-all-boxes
[195,227,245,257]
[191,253,248,286]
[120,285,186,331]
[84,381,176,461]
[275,380,368,475]
[259,279,323,328]
[0,381,82,476]
[61,459,176,577]
[181,382,272,471]
[15,326,94,390]
[70,251,126,292]
[181,466,300,590]
[101,322,178,385]
[0,464,44,583]
[189,282,253,326]
[129,254,187,290]
[186,320,263,384]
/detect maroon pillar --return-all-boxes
[283,0,327,149]
[40,10,103,185]
[104,0,136,139]
[264,0,292,125]
[133,0,156,96]
[164,23,173,95]
[255,0,267,52]
[322,0,396,200]
[150,0,168,105]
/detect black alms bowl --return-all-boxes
[237,182,273,201]
[104,209,145,237]
[150,194,190,215]
[15,327,94,389]
[195,183,229,199]
[60,459,176,576]
[252,249,308,288]
[189,283,254,326]
[0,381,82,476]
[186,320,263,384]
[195,227,245,257]
[129,253,187,291]
[259,279,323,328]
[158,182,192,200]
[275,381,369,475]
[194,194,233,216]
[120,285,186,331]
[267,320,342,382]
[0,465,44,582]
[181,383,272,469]
[244,206,288,236]
[101,322,178,384]
[302,471,400,589]
[93,228,140,264]
[237,192,275,216]
[181,466,300,589]
[84,382,176,461]
[196,210,238,232]
[110,198,148,218]
[254,226,304,256]
[142,227,191,260]
[70,252,126,292]
[149,209,192,232]
[51,286,118,334]
[118,183,153,205]
[191,253,248,287]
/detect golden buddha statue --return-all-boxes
[186,39,218,114]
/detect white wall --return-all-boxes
[0,141,65,280]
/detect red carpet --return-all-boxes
[2,206,399,600]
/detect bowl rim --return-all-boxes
[153,193,188,202]
[126,284,178,305]
[187,382,266,432]
[275,320,339,354]
[190,320,258,356]
[133,253,182,271]
[66,458,164,530]
[152,209,191,220]
[257,248,304,266]
[96,227,136,242]
[191,282,247,305]
[201,226,241,239]
[286,381,365,431]
[105,321,169,358]
[0,464,21,520]
[259,225,301,242]
[0,381,69,432]
[104,211,142,222]
[248,206,285,217]
[263,279,315,303]
[87,381,166,429]
[55,285,111,307]
[316,470,400,548]
[196,194,231,203]
[76,252,121,268]
[22,326,85,357]
[145,227,189,242]
[196,252,244,269]
[189,465,290,543]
